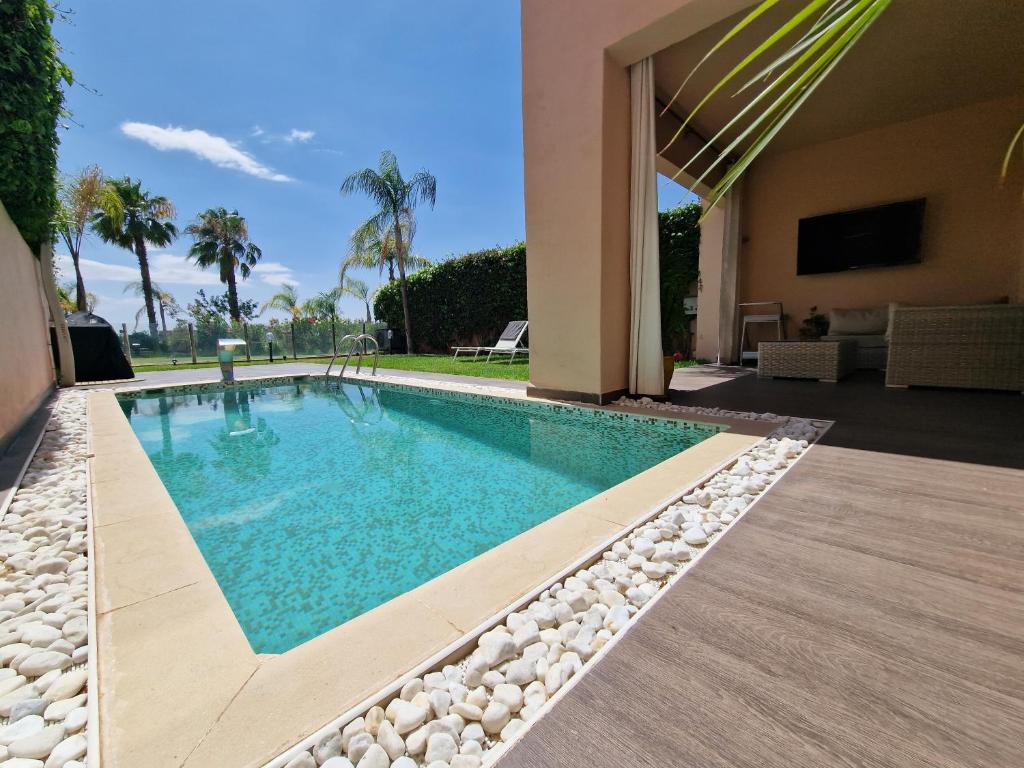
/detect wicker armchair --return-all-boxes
[885,304,1024,392]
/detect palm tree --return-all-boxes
[124,281,179,334]
[261,283,302,320]
[91,177,177,338]
[185,208,263,322]
[56,282,98,314]
[341,276,373,324]
[302,289,341,321]
[339,213,431,285]
[341,150,436,353]
[53,166,124,311]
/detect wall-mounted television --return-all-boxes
[796,198,926,276]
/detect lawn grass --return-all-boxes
[134,353,531,380]
[342,354,531,380]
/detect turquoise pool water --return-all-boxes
[118,378,718,653]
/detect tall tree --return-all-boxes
[261,283,302,320]
[53,166,123,311]
[302,289,341,321]
[124,281,179,333]
[339,214,430,285]
[91,177,177,338]
[185,207,262,322]
[56,282,97,314]
[341,150,436,353]
[341,277,373,324]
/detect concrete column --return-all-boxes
[694,188,742,364]
[38,242,75,386]
[523,39,631,402]
[520,0,751,401]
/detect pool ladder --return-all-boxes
[326,333,379,377]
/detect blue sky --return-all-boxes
[54,1,695,329]
[54,0,526,327]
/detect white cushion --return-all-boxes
[828,307,888,335]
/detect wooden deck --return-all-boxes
[500,442,1024,768]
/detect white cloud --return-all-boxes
[250,125,265,137]
[121,122,293,182]
[57,253,222,287]
[56,254,135,283]
[252,261,298,286]
[285,128,315,143]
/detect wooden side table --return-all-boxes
[758,340,857,382]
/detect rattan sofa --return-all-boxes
[885,304,1024,392]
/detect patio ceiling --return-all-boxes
[653,0,1024,159]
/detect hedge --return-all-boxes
[375,243,526,353]
[659,203,702,353]
[375,206,701,353]
[0,1,71,254]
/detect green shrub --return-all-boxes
[375,243,526,352]
[376,205,700,354]
[0,1,71,253]
[659,203,701,354]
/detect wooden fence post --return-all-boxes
[121,324,133,365]
[188,323,198,364]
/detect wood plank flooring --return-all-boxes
[500,445,1024,768]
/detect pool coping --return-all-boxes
[88,374,772,767]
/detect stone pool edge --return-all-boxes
[87,378,769,767]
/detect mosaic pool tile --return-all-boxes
[115,378,718,653]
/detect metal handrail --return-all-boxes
[340,334,379,377]
[326,334,360,376]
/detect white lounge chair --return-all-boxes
[452,321,529,364]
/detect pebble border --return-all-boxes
[267,401,828,768]
[0,391,90,768]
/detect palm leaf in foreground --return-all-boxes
[663,0,892,218]
[1001,122,1024,198]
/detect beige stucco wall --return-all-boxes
[739,95,1024,337]
[521,0,751,401]
[0,202,54,447]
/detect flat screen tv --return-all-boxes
[797,198,925,275]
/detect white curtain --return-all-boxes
[628,56,664,396]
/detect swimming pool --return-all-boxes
[117,378,719,653]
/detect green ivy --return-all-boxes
[659,203,702,353]
[0,1,71,253]
[375,243,527,352]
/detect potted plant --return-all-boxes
[798,306,830,340]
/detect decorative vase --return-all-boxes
[663,356,674,393]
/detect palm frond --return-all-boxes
[261,283,301,318]
[661,0,833,154]
[668,0,891,217]
[702,1,887,214]
[1001,122,1024,183]
[408,170,437,209]
[679,0,871,191]
[340,167,394,210]
[660,0,782,117]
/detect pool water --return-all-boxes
[118,379,718,653]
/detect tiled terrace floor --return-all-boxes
[502,367,1024,768]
